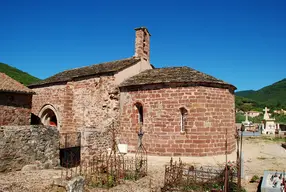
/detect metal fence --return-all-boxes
[60,150,147,188]
[60,123,148,189]
[162,158,237,192]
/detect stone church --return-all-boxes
[29,27,236,157]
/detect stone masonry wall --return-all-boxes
[0,93,32,126]
[31,75,119,134]
[119,84,236,156]
[71,75,119,131]
[80,127,112,159]
[31,84,66,130]
[71,75,119,158]
[0,125,59,172]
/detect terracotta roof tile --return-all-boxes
[120,67,236,89]
[29,57,141,87]
[0,73,34,94]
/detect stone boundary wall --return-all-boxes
[0,125,59,172]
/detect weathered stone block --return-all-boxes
[53,176,85,192]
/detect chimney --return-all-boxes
[134,27,151,62]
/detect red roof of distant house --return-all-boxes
[0,72,34,94]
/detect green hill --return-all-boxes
[0,62,40,86]
[235,78,286,110]
[235,90,255,97]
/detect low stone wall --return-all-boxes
[0,125,59,172]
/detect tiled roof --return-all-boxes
[120,67,236,89]
[28,57,141,87]
[0,73,34,94]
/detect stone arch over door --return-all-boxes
[38,104,60,129]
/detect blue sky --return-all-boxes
[0,0,285,91]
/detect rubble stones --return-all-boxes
[53,176,85,192]
[0,125,59,172]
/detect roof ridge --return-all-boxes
[151,66,194,70]
[120,66,236,89]
[28,56,141,87]
[61,56,138,73]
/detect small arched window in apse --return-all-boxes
[180,107,188,133]
[135,103,144,126]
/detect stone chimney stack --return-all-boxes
[134,27,151,62]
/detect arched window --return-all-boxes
[38,104,60,129]
[180,107,187,133]
[135,103,143,125]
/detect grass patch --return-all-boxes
[246,135,286,143]
[261,136,286,142]
[257,156,267,160]
[250,175,260,183]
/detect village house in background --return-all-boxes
[248,110,261,118]
[274,109,286,115]
[28,27,237,158]
[0,72,34,126]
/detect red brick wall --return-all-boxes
[31,84,67,130]
[31,75,119,133]
[119,84,236,156]
[61,82,75,132]
[135,28,150,61]
[0,93,32,125]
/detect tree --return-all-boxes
[240,103,252,113]
[236,113,245,123]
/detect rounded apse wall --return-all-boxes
[119,84,236,156]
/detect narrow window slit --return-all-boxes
[135,103,144,125]
[180,107,187,133]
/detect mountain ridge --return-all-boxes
[0,62,40,86]
[235,78,286,109]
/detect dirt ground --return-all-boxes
[0,137,285,192]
